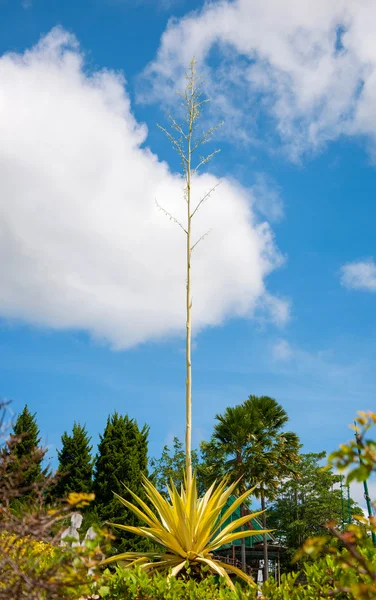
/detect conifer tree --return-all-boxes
[10,405,44,490]
[12,405,41,458]
[93,412,149,552]
[54,422,93,499]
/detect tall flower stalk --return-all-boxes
[105,60,269,586]
[157,58,222,485]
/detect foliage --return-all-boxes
[12,405,41,456]
[267,451,360,570]
[330,411,376,484]
[93,547,376,600]
[205,404,253,490]
[1,401,374,599]
[150,437,201,495]
[0,400,109,599]
[199,437,227,489]
[205,396,299,575]
[260,545,376,599]
[4,405,45,496]
[0,532,58,574]
[280,521,376,600]
[206,396,300,496]
[94,566,249,600]
[54,422,93,499]
[103,472,267,588]
[0,433,101,600]
[202,403,257,572]
[275,411,376,600]
[93,411,150,553]
[0,504,105,600]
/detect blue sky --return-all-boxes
[1,0,376,506]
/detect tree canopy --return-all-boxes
[8,405,44,494]
[150,437,200,495]
[267,451,361,570]
[54,422,93,499]
[93,412,150,553]
[205,395,300,577]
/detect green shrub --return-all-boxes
[261,550,376,599]
[93,567,254,600]
[92,553,376,600]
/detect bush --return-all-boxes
[261,549,376,599]
[91,551,376,600]
[0,532,58,574]
[92,567,254,600]
[0,502,104,600]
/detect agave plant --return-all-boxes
[103,472,270,587]
[103,61,270,587]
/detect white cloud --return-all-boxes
[261,294,290,327]
[270,338,366,388]
[349,479,376,513]
[140,0,376,156]
[340,259,376,291]
[333,476,376,515]
[272,338,293,361]
[250,174,284,222]
[0,28,286,349]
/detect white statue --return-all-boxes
[60,512,83,547]
[84,526,97,543]
[60,516,100,577]
[84,527,99,575]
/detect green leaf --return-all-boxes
[98,585,110,597]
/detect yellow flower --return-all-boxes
[67,492,95,507]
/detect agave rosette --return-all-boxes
[103,472,270,587]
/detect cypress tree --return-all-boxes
[12,405,41,457]
[93,412,149,552]
[1,405,47,502]
[54,422,93,499]
[11,405,43,489]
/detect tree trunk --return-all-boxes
[261,489,268,582]
[240,502,247,572]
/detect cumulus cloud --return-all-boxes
[0,28,286,349]
[140,0,376,156]
[340,259,376,291]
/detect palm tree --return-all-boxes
[208,405,256,572]
[208,396,299,578]
[242,396,300,581]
